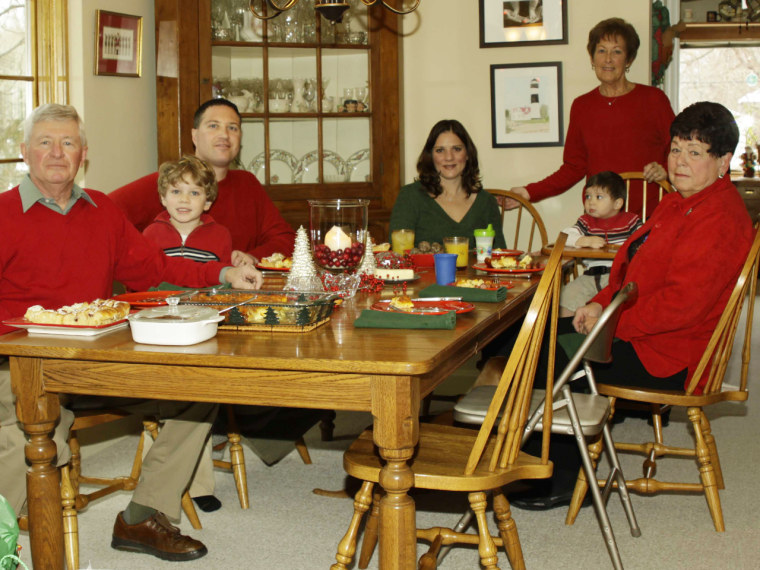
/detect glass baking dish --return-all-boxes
[178,290,338,331]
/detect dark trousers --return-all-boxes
[498,318,687,495]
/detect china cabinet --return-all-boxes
[154,0,401,235]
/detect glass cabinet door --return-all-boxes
[209,0,373,189]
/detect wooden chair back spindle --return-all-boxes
[618,171,673,223]
[686,225,760,396]
[487,189,549,253]
[465,232,566,476]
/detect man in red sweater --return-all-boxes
[109,99,296,264]
[0,104,262,562]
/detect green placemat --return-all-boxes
[354,309,456,329]
[419,283,508,303]
[149,282,231,292]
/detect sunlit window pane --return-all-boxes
[0,79,32,159]
[0,162,27,192]
[0,0,31,76]
[679,47,760,171]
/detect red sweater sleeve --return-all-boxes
[109,172,163,232]
[526,85,674,207]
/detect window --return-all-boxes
[0,0,33,190]
[679,45,760,172]
[0,0,68,191]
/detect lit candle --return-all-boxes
[324,225,353,251]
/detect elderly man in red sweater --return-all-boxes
[0,103,262,562]
[109,98,296,265]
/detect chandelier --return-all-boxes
[250,0,421,23]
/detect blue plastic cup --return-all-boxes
[434,253,458,285]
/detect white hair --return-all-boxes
[23,103,87,147]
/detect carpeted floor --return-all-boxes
[15,297,760,570]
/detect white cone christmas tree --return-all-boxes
[285,226,324,292]
[357,232,376,276]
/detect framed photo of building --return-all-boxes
[95,10,142,77]
[480,0,568,47]
[490,62,563,148]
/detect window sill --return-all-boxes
[678,22,760,44]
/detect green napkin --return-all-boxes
[354,309,456,329]
[149,282,231,292]
[418,284,508,303]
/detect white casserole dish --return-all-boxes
[128,306,224,346]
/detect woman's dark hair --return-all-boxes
[417,119,482,197]
[587,18,640,64]
[585,171,627,205]
[670,101,739,157]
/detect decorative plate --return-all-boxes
[3,318,129,337]
[370,299,474,315]
[472,263,544,275]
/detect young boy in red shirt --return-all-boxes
[144,155,254,267]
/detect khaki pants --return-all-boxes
[0,360,218,521]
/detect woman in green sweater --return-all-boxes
[389,119,506,249]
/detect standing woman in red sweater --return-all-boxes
[510,18,675,218]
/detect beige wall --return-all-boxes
[401,0,654,238]
[69,0,157,192]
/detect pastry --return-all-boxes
[374,268,415,280]
[259,253,292,269]
[389,295,415,311]
[24,298,130,326]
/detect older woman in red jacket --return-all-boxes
[572,101,753,391]
[511,101,753,511]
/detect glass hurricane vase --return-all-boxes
[309,198,369,298]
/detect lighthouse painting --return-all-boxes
[490,62,564,148]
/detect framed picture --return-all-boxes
[95,10,142,77]
[490,62,563,148]
[479,0,568,47]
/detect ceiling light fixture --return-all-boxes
[250,0,421,24]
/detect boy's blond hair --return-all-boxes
[157,155,218,202]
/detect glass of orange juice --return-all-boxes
[443,236,470,268]
[391,229,415,254]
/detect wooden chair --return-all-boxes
[618,171,673,223]
[330,233,567,570]
[58,410,207,570]
[566,225,760,533]
[487,189,549,253]
[453,282,642,570]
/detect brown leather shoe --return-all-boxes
[111,511,208,561]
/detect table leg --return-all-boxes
[371,376,419,570]
[11,357,64,569]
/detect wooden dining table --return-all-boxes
[0,264,541,569]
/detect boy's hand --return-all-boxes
[231,250,257,267]
[576,236,607,249]
[225,265,263,289]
